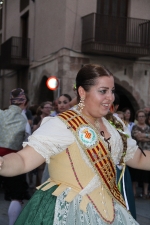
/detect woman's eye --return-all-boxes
[99,89,115,94]
[99,90,107,94]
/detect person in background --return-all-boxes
[32,101,52,186]
[122,107,135,132]
[111,93,120,115]
[57,94,72,113]
[0,88,28,225]
[50,99,59,117]
[145,112,150,126]
[143,107,150,118]
[23,95,33,128]
[22,96,32,142]
[41,94,72,183]
[116,111,125,120]
[32,101,52,132]
[130,109,150,199]
[29,104,39,120]
[26,104,39,188]
[50,94,77,117]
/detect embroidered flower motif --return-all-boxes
[82,129,92,139]
[78,126,97,147]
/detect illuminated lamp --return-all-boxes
[46,76,59,90]
[0,0,4,9]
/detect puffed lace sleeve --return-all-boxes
[123,125,138,162]
[114,115,138,162]
[23,116,75,163]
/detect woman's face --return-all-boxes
[124,110,131,120]
[58,96,70,113]
[41,103,52,116]
[118,113,124,120]
[137,112,146,124]
[80,76,115,118]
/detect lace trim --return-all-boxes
[53,189,139,225]
[102,118,123,165]
[53,188,71,225]
[79,175,101,196]
[124,145,138,162]
[23,135,65,163]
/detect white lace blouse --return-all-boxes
[23,114,138,165]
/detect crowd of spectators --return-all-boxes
[115,103,150,200]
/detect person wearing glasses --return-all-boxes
[130,109,150,199]
[32,101,52,132]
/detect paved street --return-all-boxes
[0,188,29,225]
[0,186,150,225]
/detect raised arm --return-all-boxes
[68,96,77,108]
[0,146,45,177]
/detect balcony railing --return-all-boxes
[0,36,30,69]
[82,13,150,58]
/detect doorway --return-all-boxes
[115,83,139,121]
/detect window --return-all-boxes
[20,0,29,12]
[96,0,129,44]
[97,0,128,17]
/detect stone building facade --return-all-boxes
[0,0,150,117]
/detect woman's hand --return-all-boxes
[134,132,149,141]
[0,157,4,170]
[134,132,146,141]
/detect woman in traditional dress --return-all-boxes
[0,64,150,225]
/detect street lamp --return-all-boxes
[46,76,59,90]
[0,0,4,10]
[46,76,60,98]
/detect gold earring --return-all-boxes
[78,96,85,112]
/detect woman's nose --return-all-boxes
[107,92,114,101]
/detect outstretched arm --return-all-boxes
[126,148,150,170]
[0,146,45,177]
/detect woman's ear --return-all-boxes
[78,86,85,98]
